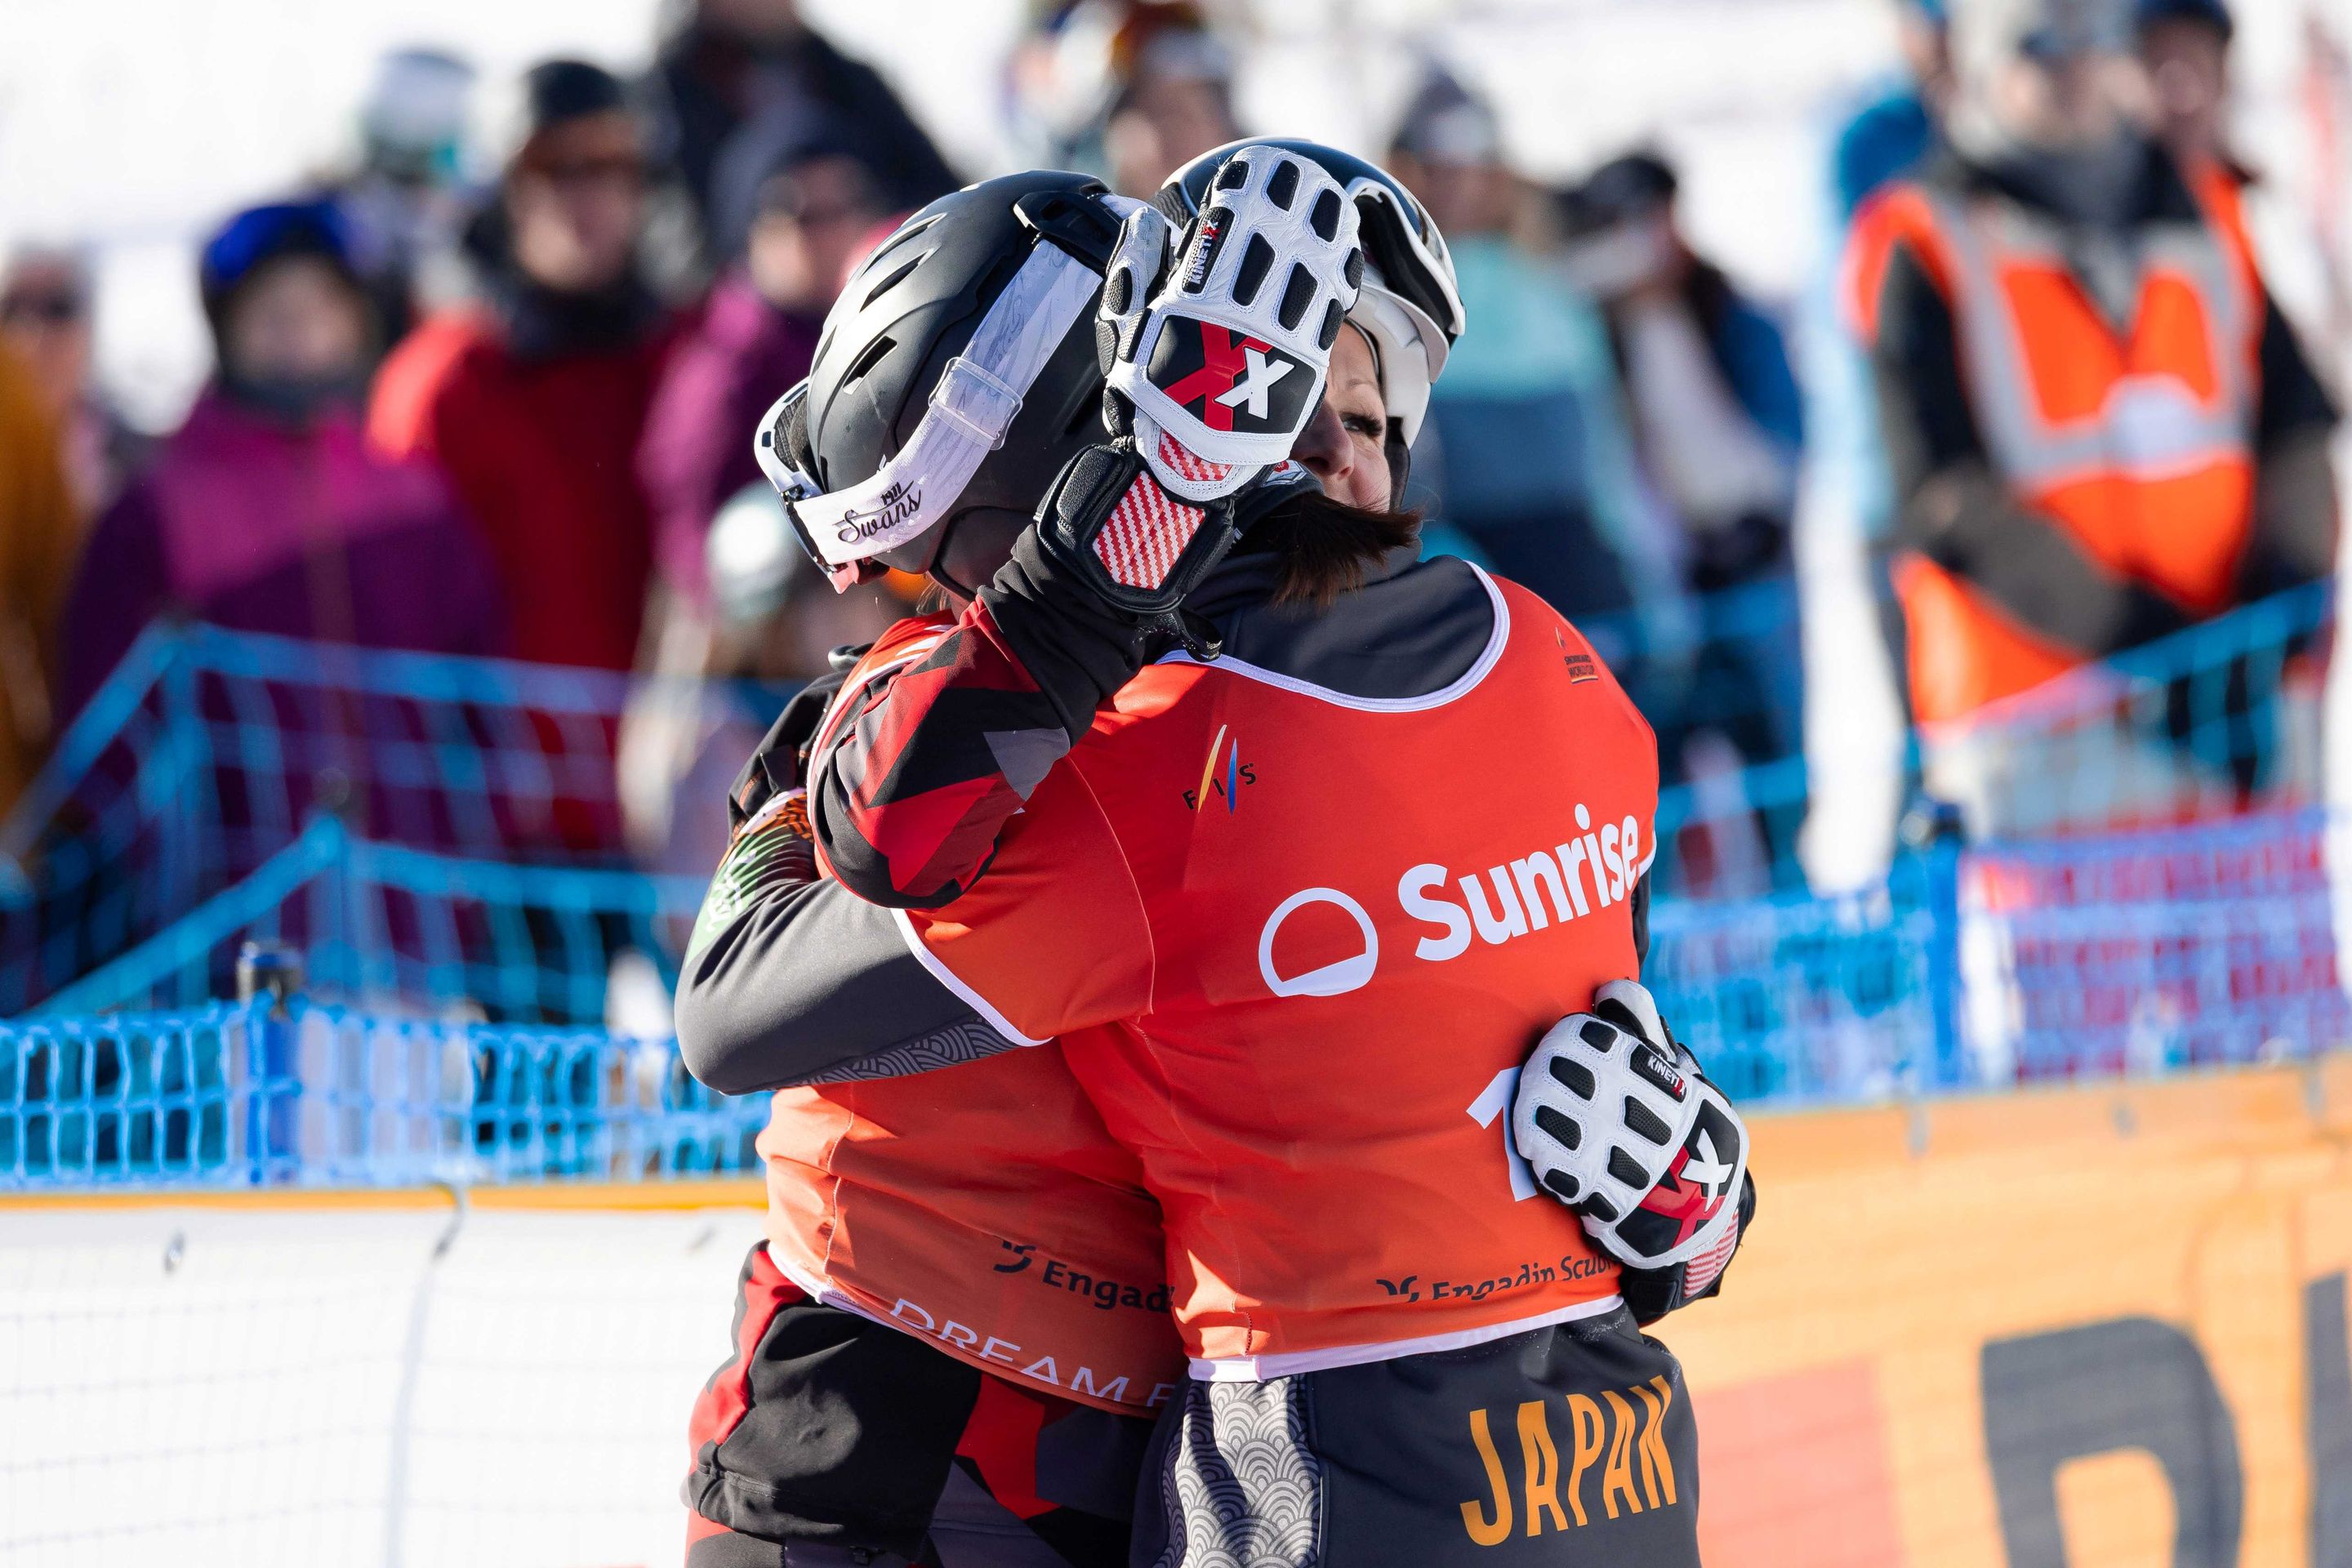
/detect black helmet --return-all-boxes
[757,171,1127,595]
[1158,138,1463,447]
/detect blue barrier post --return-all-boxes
[237,942,302,1184]
[1898,799,1969,1090]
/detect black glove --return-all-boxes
[1009,147,1363,651]
[1027,443,1320,654]
[727,654,858,829]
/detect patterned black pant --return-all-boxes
[1135,1308,1704,1567]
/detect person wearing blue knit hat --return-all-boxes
[2136,0,2237,172]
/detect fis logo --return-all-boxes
[1148,318,1310,434]
[1183,724,1256,812]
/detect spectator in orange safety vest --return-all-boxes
[1844,0,2338,830]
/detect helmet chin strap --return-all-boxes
[1384,421,1412,513]
[1343,317,1413,512]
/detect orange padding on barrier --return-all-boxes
[0,1177,765,1212]
[11,1059,2352,1565]
[1668,1057,2352,1567]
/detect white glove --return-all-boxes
[1512,979,1748,1272]
[1099,145,1364,501]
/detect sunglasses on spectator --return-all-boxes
[1,291,86,326]
[525,154,649,190]
[765,197,880,229]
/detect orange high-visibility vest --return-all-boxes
[756,617,1185,1417]
[1846,165,2265,722]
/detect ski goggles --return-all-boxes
[754,229,1108,590]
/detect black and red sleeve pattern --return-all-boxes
[808,537,1155,910]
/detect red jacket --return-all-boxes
[369,310,672,671]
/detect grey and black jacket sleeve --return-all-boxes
[673,670,1027,1094]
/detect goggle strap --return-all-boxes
[930,356,1025,450]
[786,238,1102,570]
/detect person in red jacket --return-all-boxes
[369,59,676,672]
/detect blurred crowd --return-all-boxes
[0,0,2337,896]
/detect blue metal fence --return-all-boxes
[0,623,784,1014]
[2,593,2345,1192]
[1642,578,2330,896]
[30,816,707,1026]
[9,808,2343,1190]
[1646,866,1940,1106]
[0,998,764,1189]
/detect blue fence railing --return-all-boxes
[0,586,2327,993]
[1,589,2345,1190]
[1608,577,2333,898]
[9,806,2347,1190]
[0,622,786,1014]
[30,816,710,1027]
[0,998,764,1189]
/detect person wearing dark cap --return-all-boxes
[642,0,957,273]
[2136,0,2236,172]
[57,199,502,720]
[1384,69,1671,662]
[1557,149,1806,889]
[369,60,677,674]
[638,135,894,612]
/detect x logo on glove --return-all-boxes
[1214,347,1296,419]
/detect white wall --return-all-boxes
[0,1199,764,1567]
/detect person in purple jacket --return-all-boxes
[57,199,505,719]
[638,134,891,610]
